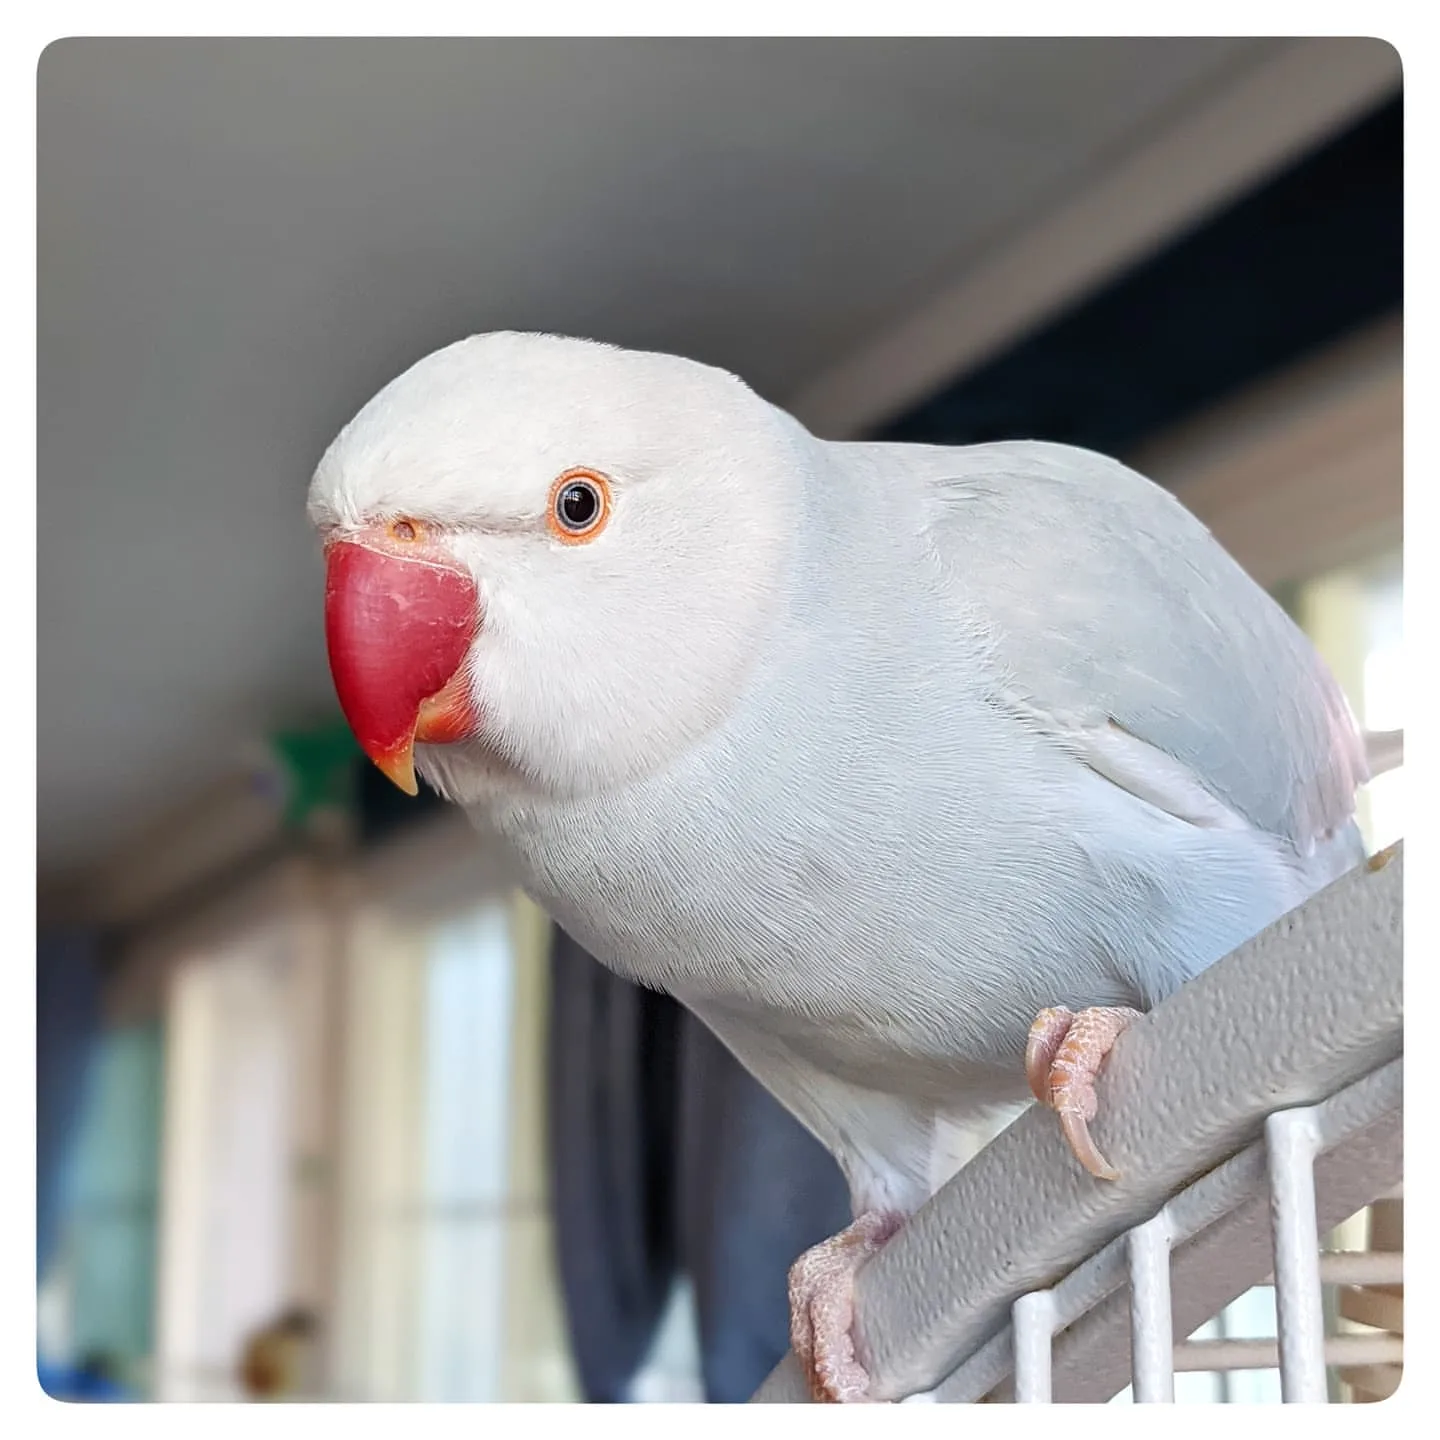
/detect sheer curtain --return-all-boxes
[329,833,578,1401]
[153,923,298,1399]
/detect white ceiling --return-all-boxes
[37,36,1282,878]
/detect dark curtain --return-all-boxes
[36,929,105,1283]
[674,1008,853,1401]
[546,928,680,1400]
[546,926,851,1403]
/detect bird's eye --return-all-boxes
[559,483,598,528]
[389,518,421,542]
[547,469,612,544]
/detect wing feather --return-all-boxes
[848,439,1367,853]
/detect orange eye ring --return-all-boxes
[387,517,424,543]
[547,468,612,544]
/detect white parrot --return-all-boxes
[309,332,1399,1402]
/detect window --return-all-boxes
[42,1022,165,1394]
[1294,548,1404,851]
[154,930,297,1400]
[332,891,578,1401]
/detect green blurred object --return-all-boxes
[266,718,362,832]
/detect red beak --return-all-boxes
[323,538,480,795]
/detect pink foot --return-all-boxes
[787,1209,904,1402]
[1025,1005,1143,1180]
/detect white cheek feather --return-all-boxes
[444,450,801,801]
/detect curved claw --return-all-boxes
[1059,1107,1121,1181]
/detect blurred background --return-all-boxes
[36,37,1402,1403]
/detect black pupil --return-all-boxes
[559,482,598,528]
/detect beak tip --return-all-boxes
[373,747,419,797]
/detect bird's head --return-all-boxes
[308,332,805,806]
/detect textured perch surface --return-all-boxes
[753,846,1403,1403]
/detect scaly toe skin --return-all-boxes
[1025,1007,1075,1104]
[1030,1005,1143,1180]
[788,1209,904,1402]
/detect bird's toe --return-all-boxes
[1025,1006,1075,1103]
[787,1209,904,1403]
[1028,1004,1142,1180]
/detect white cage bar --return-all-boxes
[1011,1291,1056,1402]
[753,844,1402,1404]
[1267,1108,1327,1401]
[1127,1211,1176,1402]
